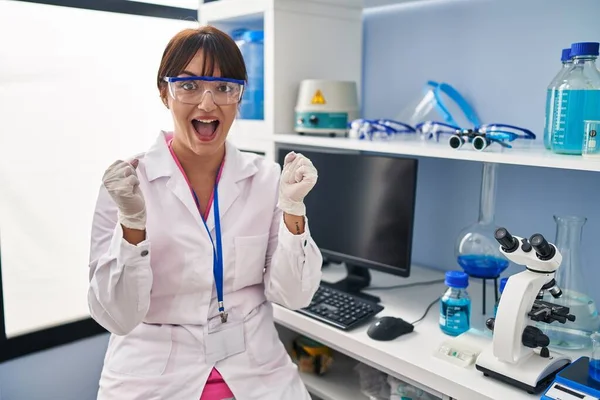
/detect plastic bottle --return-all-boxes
[493,277,509,318]
[551,42,600,155]
[237,30,264,120]
[439,271,471,336]
[543,48,572,150]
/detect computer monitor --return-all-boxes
[275,144,418,302]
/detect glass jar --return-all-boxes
[539,216,600,350]
[590,332,600,382]
[439,271,471,336]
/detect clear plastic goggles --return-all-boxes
[163,76,245,106]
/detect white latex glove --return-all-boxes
[102,159,146,230]
[277,152,318,216]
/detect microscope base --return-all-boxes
[475,347,571,394]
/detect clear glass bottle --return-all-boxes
[590,332,600,382]
[455,163,510,279]
[551,42,600,155]
[493,277,509,318]
[544,48,573,150]
[439,271,471,336]
[540,216,600,350]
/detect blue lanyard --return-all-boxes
[191,185,227,323]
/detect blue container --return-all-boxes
[543,48,572,150]
[238,30,264,120]
[551,42,600,155]
[439,271,471,337]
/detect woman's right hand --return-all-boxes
[102,159,146,231]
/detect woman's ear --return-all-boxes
[159,87,169,109]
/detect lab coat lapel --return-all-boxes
[204,141,258,232]
[144,131,204,228]
[145,133,259,232]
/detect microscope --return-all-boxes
[475,227,576,394]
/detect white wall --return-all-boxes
[0,0,194,338]
[0,1,194,398]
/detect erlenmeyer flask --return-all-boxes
[455,163,509,279]
[540,215,600,350]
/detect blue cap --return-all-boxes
[242,30,264,42]
[570,42,600,57]
[561,48,571,62]
[499,277,509,294]
[445,271,469,289]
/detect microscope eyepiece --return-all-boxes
[495,227,519,253]
[529,233,556,261]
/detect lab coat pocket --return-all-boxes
[233,233,269,291]
[106,323,172,377]
[244,303,287,367]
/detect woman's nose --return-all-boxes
[197,91,217,111]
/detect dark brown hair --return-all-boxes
[157,25,247,101]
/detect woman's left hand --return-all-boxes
[277,152,318,216]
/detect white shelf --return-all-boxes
[301,353,367,400]
[273,133,600,172]
[274,264,588,400]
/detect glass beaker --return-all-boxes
[455,163,509,279]
[590,332,600,382]
[540,216,600,350]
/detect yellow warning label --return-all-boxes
[311,90,326,105]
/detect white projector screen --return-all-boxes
[0,1,196,338]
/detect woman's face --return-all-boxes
[164,51,238,157]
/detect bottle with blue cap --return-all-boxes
[439,271,471,336]
[543,48,573,150]
[237,30,264,120]
[551,42,600,154]
[493,277,509,318]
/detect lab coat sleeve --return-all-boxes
[87,184,153,336]
[263,205,323,311]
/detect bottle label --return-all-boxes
[552,89,600,154]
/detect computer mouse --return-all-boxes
[367,316,414,341]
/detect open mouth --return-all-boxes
[191,118,220,142]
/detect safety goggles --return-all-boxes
[163,76,245,106]
[416,121,536,151]
[350,119,416,140]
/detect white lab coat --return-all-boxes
[88,131,323,400]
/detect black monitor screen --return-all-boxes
[276,145,418,277]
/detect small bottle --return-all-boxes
[543,48,572,150]
[493,277,509,317]
[551,42,600,155]
[439,271,471,336]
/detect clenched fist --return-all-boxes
[102,159,146,230]
[277,152,318,216]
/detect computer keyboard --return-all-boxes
[296,284,384,331]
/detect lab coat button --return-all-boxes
[140,250,149,257]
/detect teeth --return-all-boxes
[194,119,217,123]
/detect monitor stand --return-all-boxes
[325,264,381,304]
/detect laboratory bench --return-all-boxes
[273,263,587,400]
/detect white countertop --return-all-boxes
[273,263,586,400]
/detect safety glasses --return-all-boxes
[163,76,245,106]
[416,121,536,151]
[350,119,416,140]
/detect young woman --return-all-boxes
[88,25,322,399]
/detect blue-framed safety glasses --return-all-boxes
[350,119,416,140]
[163,76,245,106]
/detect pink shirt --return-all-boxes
[167,136,235,400]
